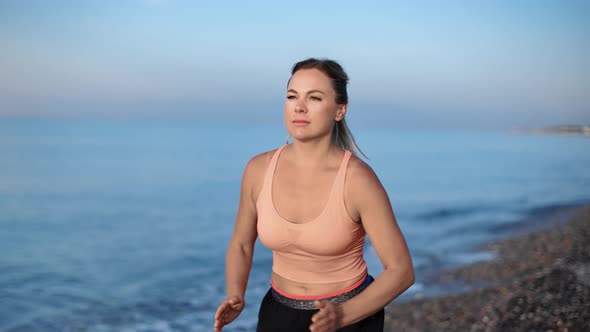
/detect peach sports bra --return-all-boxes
[256,145,367,283]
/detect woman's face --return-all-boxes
[284,68,346,142]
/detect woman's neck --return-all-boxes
[288,139,339,169]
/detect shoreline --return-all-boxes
[384,204,590,331]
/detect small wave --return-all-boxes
[448,250,496,265]
[413,205,491,221]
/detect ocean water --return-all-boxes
[1,118,589,331]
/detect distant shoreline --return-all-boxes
[384,204,590,331]
[512,125,590,136]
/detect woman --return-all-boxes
[214,58,414,332]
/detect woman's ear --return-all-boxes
[335,104,347,121]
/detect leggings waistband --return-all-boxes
[270,275,373,310]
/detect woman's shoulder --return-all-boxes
[240,147,282,203]
[345,154,382,193]
[246,147,279,171]
[344,154,387,221]
[347,153,379,184]
[242,147,281,183]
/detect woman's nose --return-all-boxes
[295,101,307,113]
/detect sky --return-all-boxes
[1,0,589,129]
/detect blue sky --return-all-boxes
[1,0,588,129]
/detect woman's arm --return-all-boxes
[214,154,267,332]
[311,157,414,331]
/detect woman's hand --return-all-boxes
[214,295,245,332]
[309,300,342,332]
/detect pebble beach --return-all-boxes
[384,204,590,331]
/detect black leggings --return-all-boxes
[256,288,384,331]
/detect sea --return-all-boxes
[1,117,589,332]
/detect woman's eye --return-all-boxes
[286,95,296,100]
[310,96,322,101]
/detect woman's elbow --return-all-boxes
[405,268,415,289]
[395,261,415,290]
[384,260,415,289]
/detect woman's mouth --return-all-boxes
[292,120,310,126]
